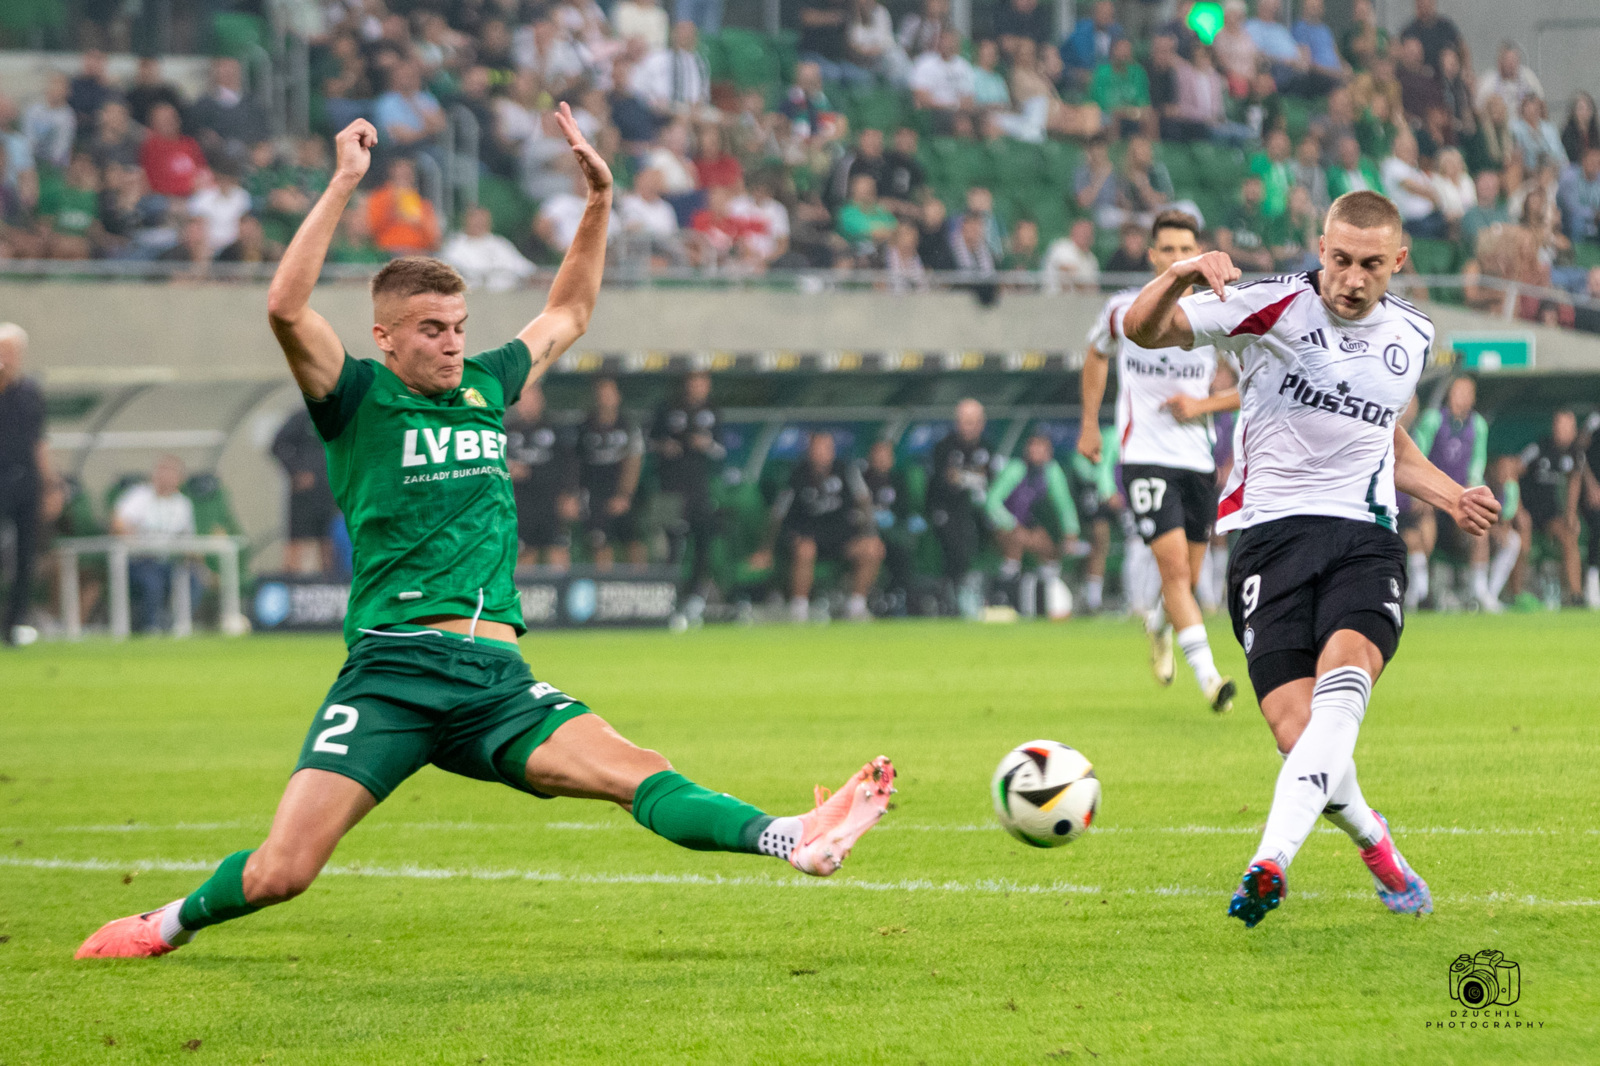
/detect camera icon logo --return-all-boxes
[1449,949,1521,1007]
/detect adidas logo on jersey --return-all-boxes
[1277,373,1398,427]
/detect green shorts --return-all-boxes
[294,628,592,803]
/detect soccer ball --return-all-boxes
[991,740,1100,848]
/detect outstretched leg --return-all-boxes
[76,769,375,958]
[524,713,894,876]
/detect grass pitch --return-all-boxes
[2,615,1597,1064]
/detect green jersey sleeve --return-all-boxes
[985,458,1025,530]
[304,354,377,443]
[469,339,533,406]
[1046,462,1080,538]
[1411,407,1441,456]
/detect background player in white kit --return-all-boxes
[1078,210,1240,714]
[1122,191,1499,928]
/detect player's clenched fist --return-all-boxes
[1172,250,1241,299]
[333,119,378,183]
[1453,484,1501,537]
[1076,421,1101,463]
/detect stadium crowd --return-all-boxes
[0,0,1599,323]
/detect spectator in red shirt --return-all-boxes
[689,185,754,267]
[692,124,744,190]
[139,103,208,198]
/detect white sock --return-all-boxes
[1406,551,1429,607]
[1211,546,1230,601]
[788,596,809,622]
[757,815,804,860]
[1175,624,1220,687]
[846,593,867,617]
[999,557,1021,579]
[1489,532,1520,599]
[1196,550,1219,611]
[1470,562,1490,602]
[157,899,194,946]
[1252,666,1372,869]
[1586,566,1600,608]
[1084,576,1104,611]
[1145,600,1167,636]
[1036,560,1060,581]
[1320,759,1384,848]
[1125,541,1153,612]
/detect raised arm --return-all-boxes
[1394,422,1499,536]
[518,103,614,388]
[1122,250,1240,350]
[266,119,375,399]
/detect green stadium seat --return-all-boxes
[1574,242,1600,269]
[715,28,781,90]
[476,174,533,240]
[1093,226,1122,268]
[987,139,1047,189]
[1154,141,1200,195]
[851,87,907,132]
[1040,140,1083,189]
[1408,237,1459,276]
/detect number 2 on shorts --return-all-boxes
[313,704,360,755]
[1129,478,1167,514]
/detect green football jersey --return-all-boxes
[305,340,533,647]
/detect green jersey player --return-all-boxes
[77,110,895,960]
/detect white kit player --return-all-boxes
[1079,210,1240,714]
[1122,191,1499,928]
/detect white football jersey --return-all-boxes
[1178,271,1431,533]
[1087,289,1221,474]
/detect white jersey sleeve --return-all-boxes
[1086,293,1120,359]
[1179,275,1316,355]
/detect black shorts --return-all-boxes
[787,521,856,561]
[517,504,570,551]
[1074,487,1119,529]
[1120,463,1218,545]
[288,488,335,540]
[584,502,638,547]
[1522,492,1564,530]
[1227,515,1407,700]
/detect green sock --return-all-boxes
[177,850,261,931]
[631,770,773,853]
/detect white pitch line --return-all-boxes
[8,822,1595,837]
[2,856,1599,909]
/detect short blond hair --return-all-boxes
[370,256,466,301]
[1326,191,1402,233]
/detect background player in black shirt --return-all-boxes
[1579,413,1600,608]
[649,372,725,612]
[1517,410,1583,605]
[926,398,994,617]
[751,432,884,622]
[861,439,922,613]
[577,377,645,569]
[504,382,578,569]
[271,408,337,574]
[0,323,48,646]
